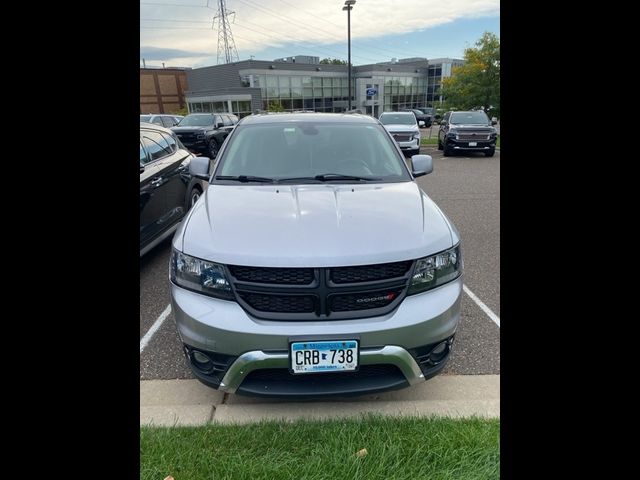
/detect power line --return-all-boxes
[243,0,452,62]
[140,1,213,7]
[141,17,212,23]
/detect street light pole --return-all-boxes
[343,1,356,111]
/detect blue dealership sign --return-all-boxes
[366,88,377,96]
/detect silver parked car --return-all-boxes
[170,113,462,397]
[378,111,421,156]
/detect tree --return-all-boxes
[267,100,284,112]
[319,57,347,65]
[441,32,500,118]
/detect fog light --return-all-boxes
[429,341,449,363]
[191,350,214,373]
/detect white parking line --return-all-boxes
[463,284,500,328]
[140,304,172,353]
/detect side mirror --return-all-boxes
[411,154,433,178]
[216,122,224,128]
[418,120,425,128]
[491,119,498,125]
[189,156,211,180]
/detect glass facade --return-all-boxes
[252,74,354,113]
[381,76,426,111]
[426,65,442,106]
[187,100,253,118]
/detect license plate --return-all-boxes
[290,340,358,374]
[468,141,477,146]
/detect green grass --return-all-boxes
[496,136,500,148]
[140,416,500,480]
[420,136,439,145]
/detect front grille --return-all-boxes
[330,261,412,284]
[237,291,316,313]
[231,260,414,320]
[176,132,196,141]
[237,364,408,397]
[457,132,491,141]
[247,364,400,382]
[393,134,412,142]
[330,288,404,312]
[228,265,314,285]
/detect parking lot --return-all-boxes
[140,146,500,393]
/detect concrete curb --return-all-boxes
[140,375,499,426]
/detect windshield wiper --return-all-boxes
[214,175,275,183]
[278,174,381,183]
[314,173,380,182]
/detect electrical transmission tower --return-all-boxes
[212,0,239,64]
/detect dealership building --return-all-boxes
[183,56,463,118]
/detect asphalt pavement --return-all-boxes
[140,147,500,383]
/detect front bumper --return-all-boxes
[171,276,462,395]
[178,139,208,155]
[395,138,420,151]
[446,138,496,151]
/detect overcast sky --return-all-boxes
[140,0,499,68]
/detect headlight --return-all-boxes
[413,132,421,140]
[407,245,462,295]
[170,249,234,300]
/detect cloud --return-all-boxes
[140,46,209,60]
[140,0,499,66]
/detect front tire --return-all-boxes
[188,186,202,209]
[437,139,443,150]
[443,141,452,156]
[207,139,219,158]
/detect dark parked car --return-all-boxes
[140,114,181,128]
[438,110,498,157]
[140,123,210,256]
[172,113,238,158]
[401,108,432,128]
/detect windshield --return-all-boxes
[140,115,151,122]
[379,113,417,126]
[450,111,490,125]
[215,122,411,183]
[177,114,215,127]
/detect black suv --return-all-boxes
[400,108,432,128]
[140,123,209,256]
[172,113,238,158]
[438,110,498,157]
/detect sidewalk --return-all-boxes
[140,375,500,426]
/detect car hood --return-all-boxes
[382,124,419,133]
[176,182,456,267]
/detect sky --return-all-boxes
[140,0,500,68]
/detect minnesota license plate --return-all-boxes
[290,340,358,374]
[468,141,477,146]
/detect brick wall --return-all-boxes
[140,68,188,114]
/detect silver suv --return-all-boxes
[170,113,462,397]
[378,111,421,156]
